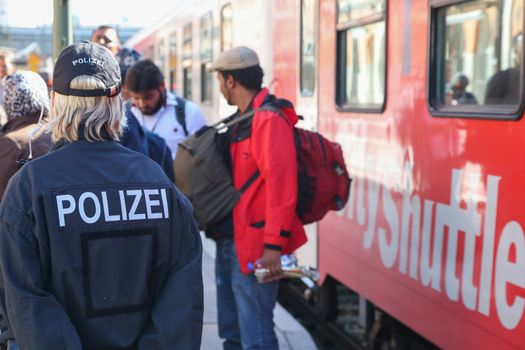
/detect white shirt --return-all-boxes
[131,91,207,160]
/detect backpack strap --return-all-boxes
[174,96,188,136]
[234,104,291,193]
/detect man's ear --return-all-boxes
[226,75,235,89]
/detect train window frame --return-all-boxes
[428,0,525,120]
[221,3,233,52]
[169,31,178,93]
[300,0,318,97]
[335,0,388,113]
[182,23,193,100]
[200,12,213,104]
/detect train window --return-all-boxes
[169,32,177,93]
[429,0,524,118]
[183,23,192,100]
[221,4,233,52]
[157,39,165,73]
[200,13,213,103]
[300,0,317,96]
[336,0,386,111]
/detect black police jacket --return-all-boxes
[0,138,203,349]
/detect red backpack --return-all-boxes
[256,101,351,224]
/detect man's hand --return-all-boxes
[260,248,283,281]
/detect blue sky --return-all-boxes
[5,0,171,27]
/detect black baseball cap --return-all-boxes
[53,41,121,97]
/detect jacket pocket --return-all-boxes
[81,228,158,318]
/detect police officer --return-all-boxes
[0,42,203,349]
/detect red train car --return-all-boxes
[273,0,525,349]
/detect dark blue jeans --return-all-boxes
[215,239,279,350]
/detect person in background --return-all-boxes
[125,59,207,160]
[116,47,175,181]
[0,41,203,349]
[208,46,307,350]
[0,70,51,200]
[0,54,13,123]
[90,25,121,55]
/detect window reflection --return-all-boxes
[300,0,317,96]
[183,23,192,100]
[438,0,523,107]
[200,13,213,103]
[336,0,386,110]
[221,4,233,52]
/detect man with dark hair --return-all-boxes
[90,25,121,55]
[208,46,307,350]
[0,41,203,349]
[125,59,206,160]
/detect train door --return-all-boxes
[294,0,320,269]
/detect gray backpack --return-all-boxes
[173,111,257,229]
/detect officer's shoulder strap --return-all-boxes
[174,95,188,136]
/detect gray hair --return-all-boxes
[47,75,126,143]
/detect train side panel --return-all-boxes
[317,0,525,348]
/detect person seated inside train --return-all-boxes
[484,33,522,105]
[447,73,478,106]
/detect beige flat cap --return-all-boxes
[209,46,260,72]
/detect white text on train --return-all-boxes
[343,166,524,330]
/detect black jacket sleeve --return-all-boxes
[0,220,82,350]
[136,191,203,349]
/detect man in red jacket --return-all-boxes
[209,46,307,350]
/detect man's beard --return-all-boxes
[141,89,165,116]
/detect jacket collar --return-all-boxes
[51,124,115,151]
[1,115,40,133]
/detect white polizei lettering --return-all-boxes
[101,191,120,222]
[363,179,380,249]
[478,175,500,316]
[495,221,525,329]
[420,200,437,288]
[144,189,163,219]
[127,190,146,220]
[440,169,465,301]
[378,185,399,268]
[56,194,76,227]
[78,192,101,224]
[399,192,421,278]
[72,56,105,67]
[119,190,128,220]
[357,177,366,225]
[461,172,482,311]
[160,189,169,219]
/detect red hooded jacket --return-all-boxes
[231,88,307,274]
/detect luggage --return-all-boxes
[174,102,351,229]
[249,103,351,224]
[174,112,255,229]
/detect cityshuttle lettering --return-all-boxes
[56,188,170,227]
[342,163,525,330]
